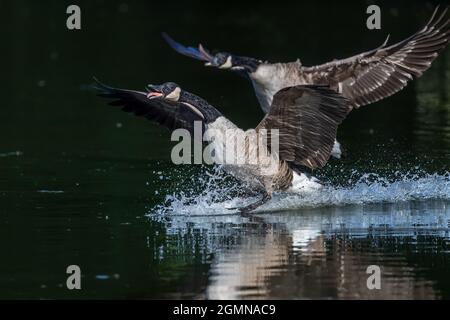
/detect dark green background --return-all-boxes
[0,0,449,299]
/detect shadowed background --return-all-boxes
[0,0,449,299]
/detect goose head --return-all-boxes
[206,52,261,73]
[161,33,262,74]
[146,82,222,124]
[146,82,181,101]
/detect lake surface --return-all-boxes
[1,0,449,299]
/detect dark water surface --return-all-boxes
[1,0,450,299]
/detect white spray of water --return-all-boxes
[149,167,450,216]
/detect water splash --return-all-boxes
[148,166,450,216]
[265,172,450,212]
[151,165,252,216]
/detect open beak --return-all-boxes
[146,85,164,99]
[147,91,163,99]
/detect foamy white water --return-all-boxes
[149,168,450,216]
[147,167,450,300]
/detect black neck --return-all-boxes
[232,55,262,73]
[179,91,223,123]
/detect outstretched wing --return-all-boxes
[162,33,214,63]
[302,6,450,108]
[257,86,351,170]
[93,78,206,133]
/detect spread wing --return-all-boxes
[162,33,214,63]
[302,6,450,108]
[93,78,209,133]
[256,85,351,170]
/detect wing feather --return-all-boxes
[256,86,351,170]
[93,78,206,133]
[303,6,449,108]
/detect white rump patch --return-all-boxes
[331,140,342,159]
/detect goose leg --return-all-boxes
[228,192,271,213]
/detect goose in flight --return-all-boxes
[163,6,449,157]
[94,79,351,213]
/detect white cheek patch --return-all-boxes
[219,56,233,69]
[166,87,181,101]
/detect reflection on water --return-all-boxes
[0,0,449,299]
[155,201,450,299]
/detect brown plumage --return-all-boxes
[95,80,351,212]
[165,6,449,111]
[303,6,450,108]
[257,86,351,170]
[164,6,449,163]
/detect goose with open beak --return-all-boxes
[94,79,351,213]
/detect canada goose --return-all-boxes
[163,6,450,158]
[94,79,351,213]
